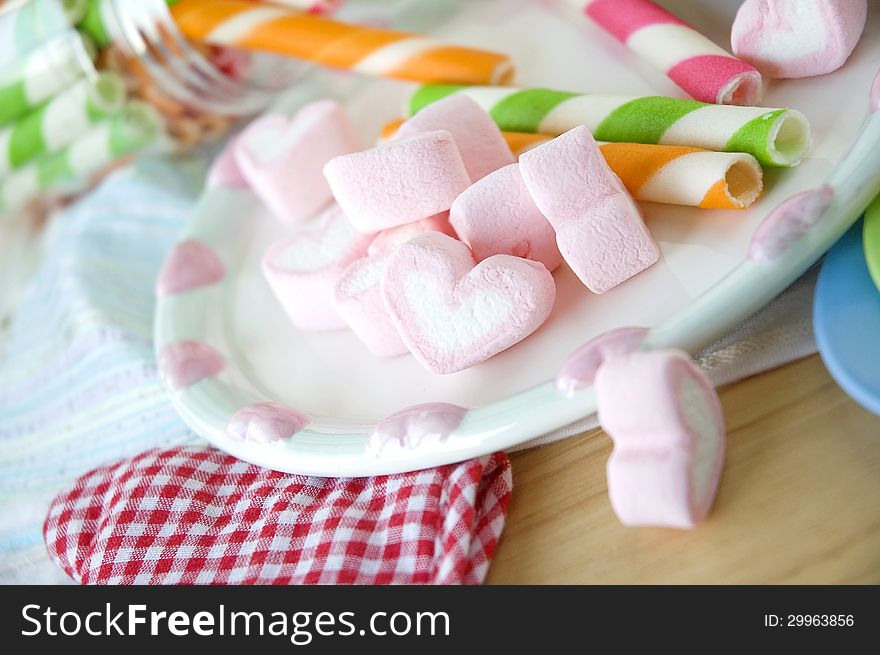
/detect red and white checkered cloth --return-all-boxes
[43,446,512,585]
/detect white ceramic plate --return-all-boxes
[155,0,880,476]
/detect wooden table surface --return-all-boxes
[486,354,880,584]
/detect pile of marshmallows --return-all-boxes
[235,94,659,375]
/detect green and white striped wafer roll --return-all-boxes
[0,72,125,176]
[409,85,812,167]
[0,0,88,68]
[0,30,96,127]
[0,102,163,215]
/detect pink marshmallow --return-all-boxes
[334,254,409,358]
[323,130,471,233]
[450,163,562,272]
[596,350,725,529]
[207,134,249,189]
[731,0,868,79]
[396,94,514,182]
[381,232,556,375]
[262,204,373,331]
[236,100,360,225]
[367,213,457,257]
[519,126,660,294]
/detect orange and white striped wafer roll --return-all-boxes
[170,0,514,86]
[600,142,763,210]
[381,121,763,210]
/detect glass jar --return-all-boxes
[0,0,460,215]
[0,0,311,221]
[93,0,306,118]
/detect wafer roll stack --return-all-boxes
[0,72,125,176]
[0,0,87,68]
[0,30,95,127]
[0,102,162,215]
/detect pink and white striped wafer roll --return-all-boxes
[576,0,763,105]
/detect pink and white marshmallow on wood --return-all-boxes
[519,126,660,294]
[381,232,556,375]
[236,100,360,226]
[578,0,763,105]
[323,130,471,233]
[451,163,561,272]
[731,0,868,79]
[262,204,373,331]
[596,350,726,529]
[395,94,515,182]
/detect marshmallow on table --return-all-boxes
[263,204,373,331]
[450,163,562,272]
[236,100,360,225]
[596,350,726,529]
[323,130,471,233]
[382,232,556,375]
[731,0,868,79]
[335,254,409,358]
[368,213,457,257]
[395,94,515,182]
[519,126,660,294]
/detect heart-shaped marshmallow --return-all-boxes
[323,130,471,233]
[395,94,514,182]
[206,134,249,189]
[263,204,373,331]
[520,126,660,294]
[367,213,456,257]
[338,214,459,357]
[334,254,410,358]
[596,350,725,529]
[450,163,562,272]
[381,232,556,375]
[731,0,868,79]
[236,100,360,225]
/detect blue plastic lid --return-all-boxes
[814,219,880,416]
